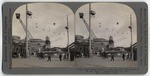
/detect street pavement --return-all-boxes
[12,55,137,68]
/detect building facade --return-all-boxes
[28,39,45,54]
[75,35,114,55]
[92,36,114,53]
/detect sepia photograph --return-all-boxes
[12,3,137,68]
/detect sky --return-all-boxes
[12,3,137,48]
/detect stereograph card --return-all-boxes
[2,2,148,74]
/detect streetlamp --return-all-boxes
[16,13,20,19]
[79,13,84,18]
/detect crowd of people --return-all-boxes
[36,52,72,62]
[99,51,132,61]
[110,53,131,61]
[46,54,62,61]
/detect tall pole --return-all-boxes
[130,14,133,60]
[89,3,92,57]
[26,4,28,58]
[67,15,70,60]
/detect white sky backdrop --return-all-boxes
[13,3,75,48]
[12,3,137,48]
[75,3,137,47]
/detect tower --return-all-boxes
[45,36,51,51]
[108,35,114,48]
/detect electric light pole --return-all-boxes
[25,4,28,58]
[65,15,70,60]
[79,3,96,57]
[89,3,92,57]
[128,14,133,60]
[16,4,32,58]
